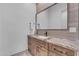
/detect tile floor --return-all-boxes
[12,50,31,56]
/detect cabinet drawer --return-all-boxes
[37,40,48,49]
[48,51,63,56]
[49,43,75,56]
[30,37,48,49]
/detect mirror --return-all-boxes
[37,3,67,29]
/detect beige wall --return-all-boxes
[36,3,54,13]
[38,3,79,41]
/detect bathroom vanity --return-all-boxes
[28,35,48,56]
[28,35,78,56]
[28,3,79,56]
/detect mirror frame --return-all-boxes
[35,3,69,33]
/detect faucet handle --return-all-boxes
[44,32,48,36]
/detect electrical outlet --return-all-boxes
[69,27,76,32]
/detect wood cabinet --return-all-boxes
[28,36,37,55]
[48,43,75,56]
[36,46,48,56]
[28,35,75,56]
[48,51,61,56]
[28,35,48,56]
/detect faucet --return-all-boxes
[44,32,48,36]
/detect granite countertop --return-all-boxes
[28,34,79,56]
[46,37,79,56]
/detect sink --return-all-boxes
[37,36,50,39]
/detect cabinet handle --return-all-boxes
[54,48,63,53]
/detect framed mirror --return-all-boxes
[37,3,68,29]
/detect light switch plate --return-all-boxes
[69,27,76,32]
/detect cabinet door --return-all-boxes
[36,46,48,56]
[31,38,37,56]
[37,47,48,56]
[28,36,37,56]
[31,45,37,56]
[49,43,75,56]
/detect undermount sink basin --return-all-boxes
[37,36,50,39]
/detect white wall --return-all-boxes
[0,3,36,56]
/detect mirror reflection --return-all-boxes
[37,3,67,29]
